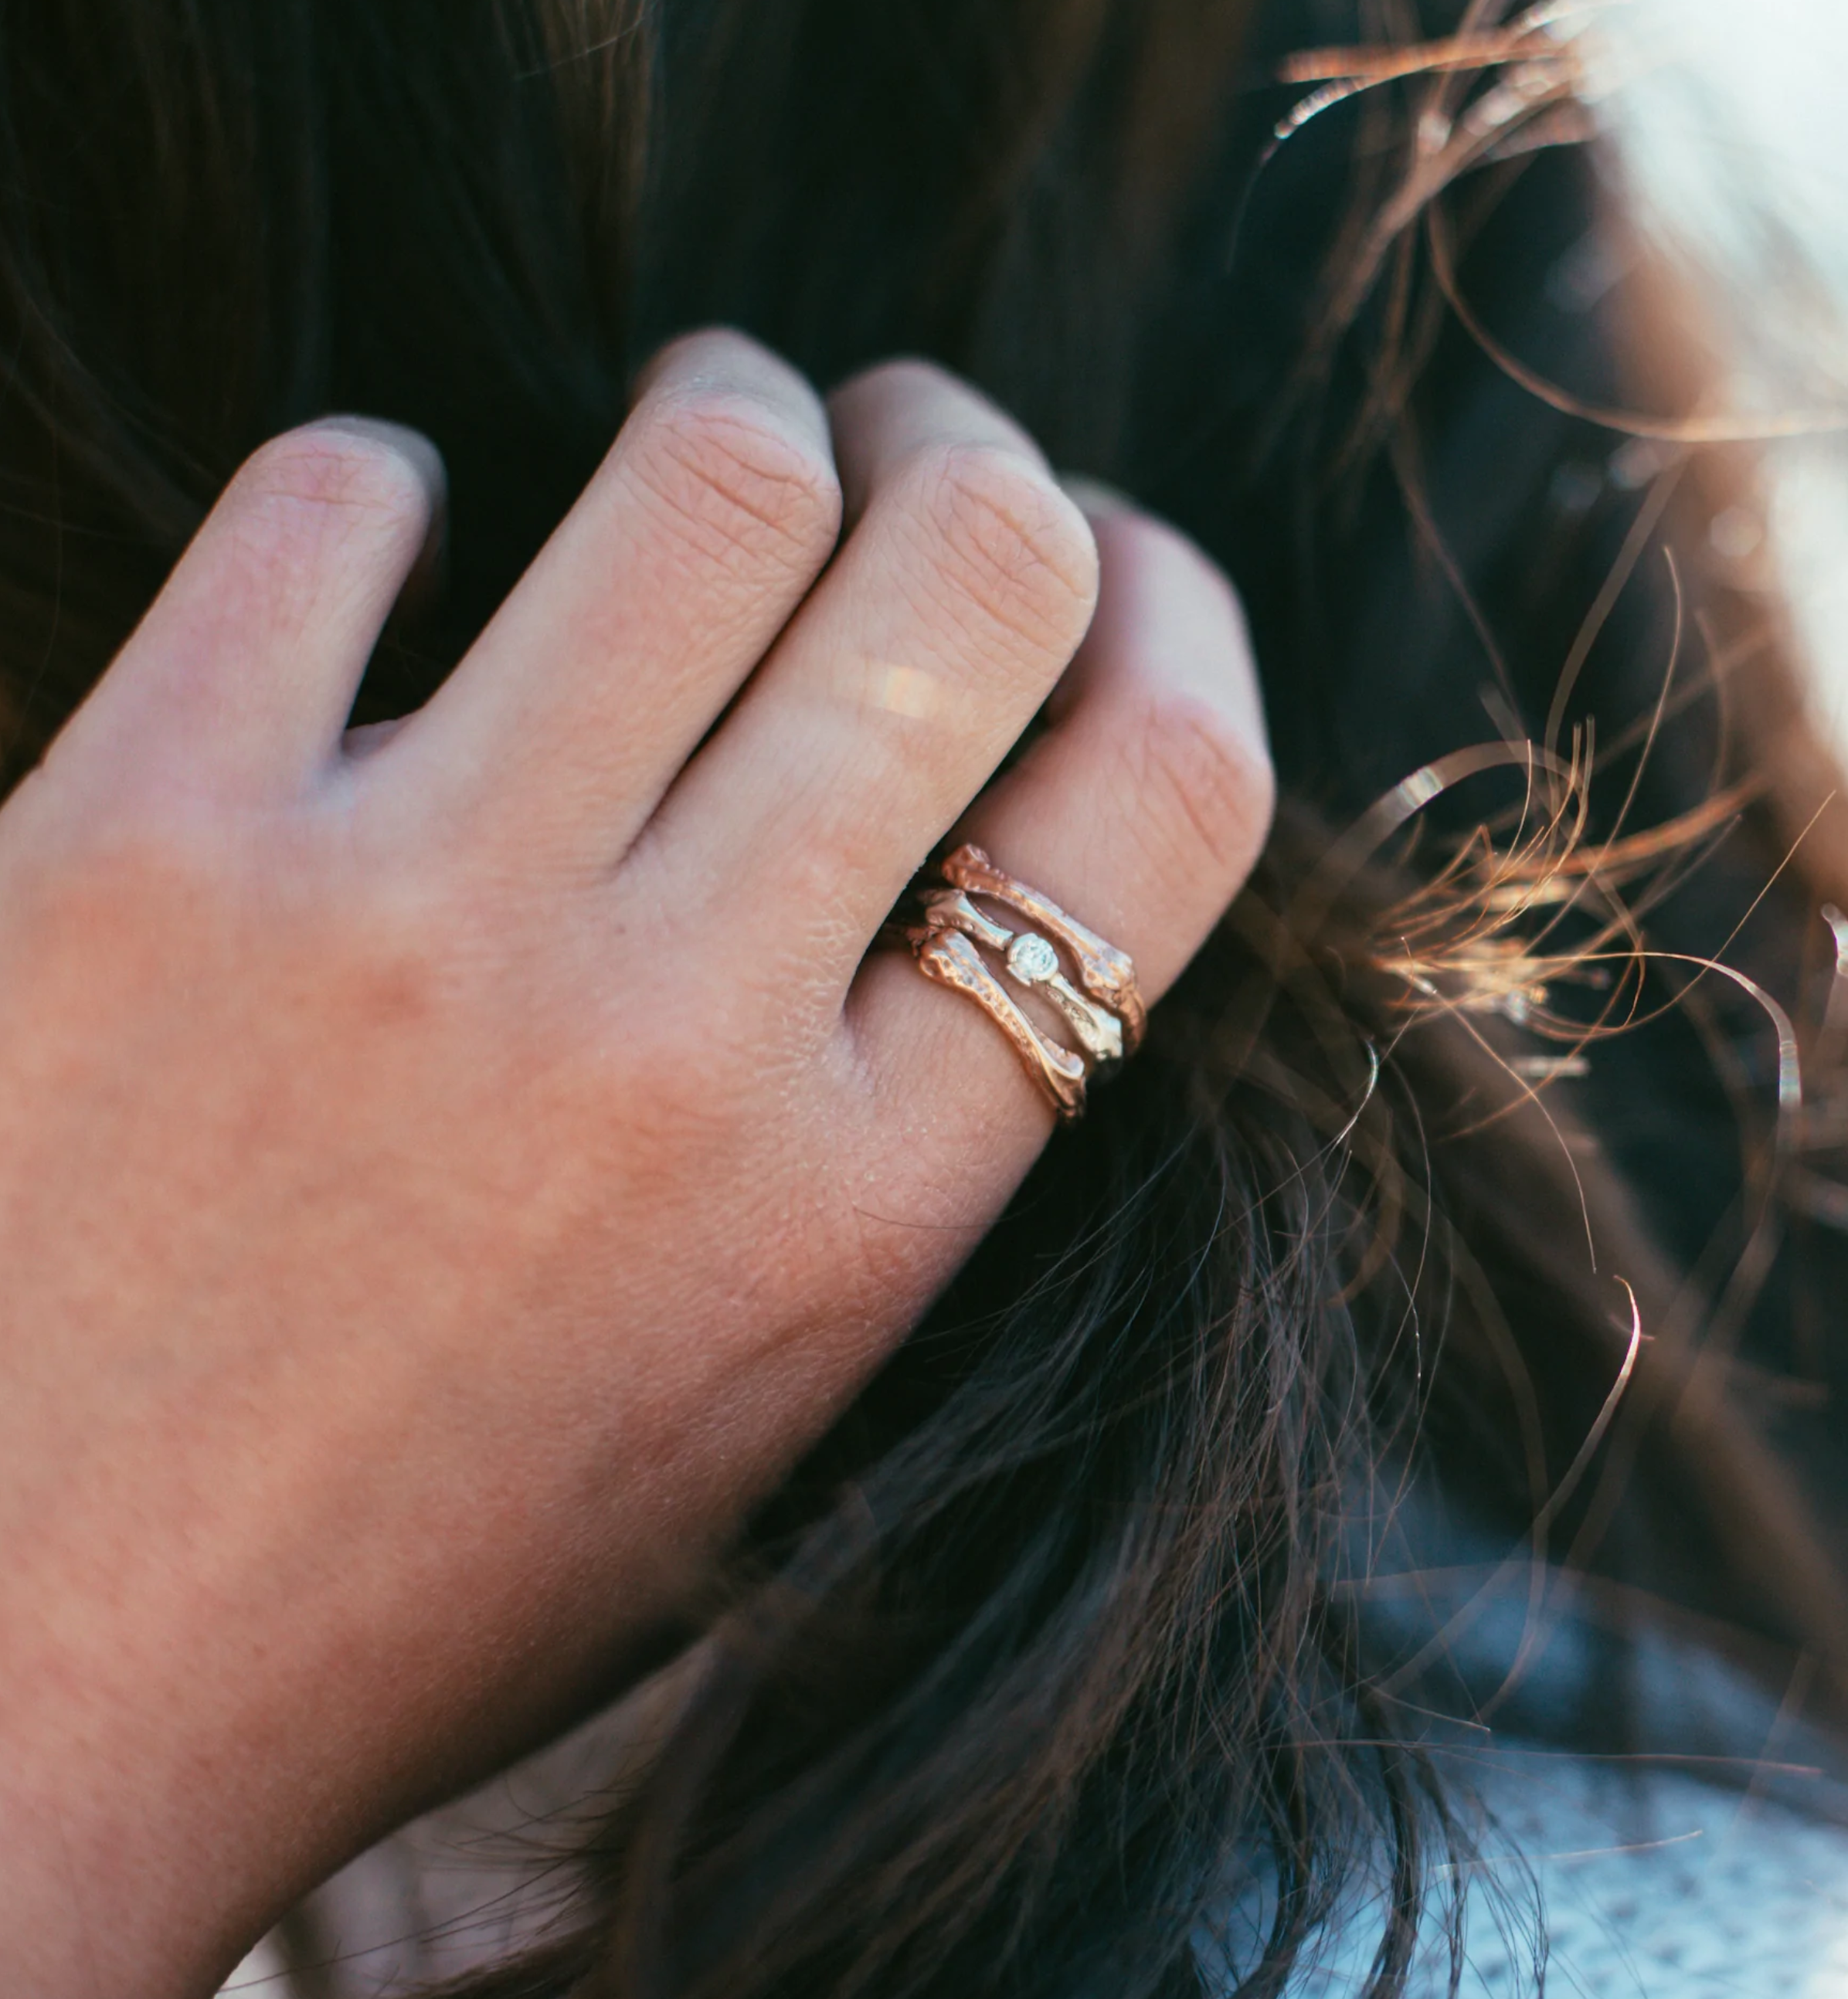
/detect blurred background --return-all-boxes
[1598,0,1848,769]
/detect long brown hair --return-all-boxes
[3,3,1843,1994]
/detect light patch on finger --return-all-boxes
[820,658,949,724]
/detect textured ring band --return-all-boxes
[904,844,1143,1122]
[939,844,1147,1055]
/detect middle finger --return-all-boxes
[630,361,1099,981]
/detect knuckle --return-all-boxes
[2,809,240,988]
[632,388,843,579]
[328,928,453,1047]
[1125,694,1276,884]
[901,442,1099,658]
[70,809,239,902]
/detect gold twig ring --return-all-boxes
[902,846,1143,1122]
[939,844,1147,1053]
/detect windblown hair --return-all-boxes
[4,2,1846,1994]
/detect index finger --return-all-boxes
[380,330,844,875]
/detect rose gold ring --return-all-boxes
[903,844,1143,1122]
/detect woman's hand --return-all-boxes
[0,331,1272,1997]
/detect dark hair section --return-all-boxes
[5,3,1848,1994]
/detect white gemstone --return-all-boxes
[1007,932,1059,983]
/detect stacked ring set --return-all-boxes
[902,844,1145,1121]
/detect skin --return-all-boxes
[0,331,1272,1998]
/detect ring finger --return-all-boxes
[848,488,1274,1179]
